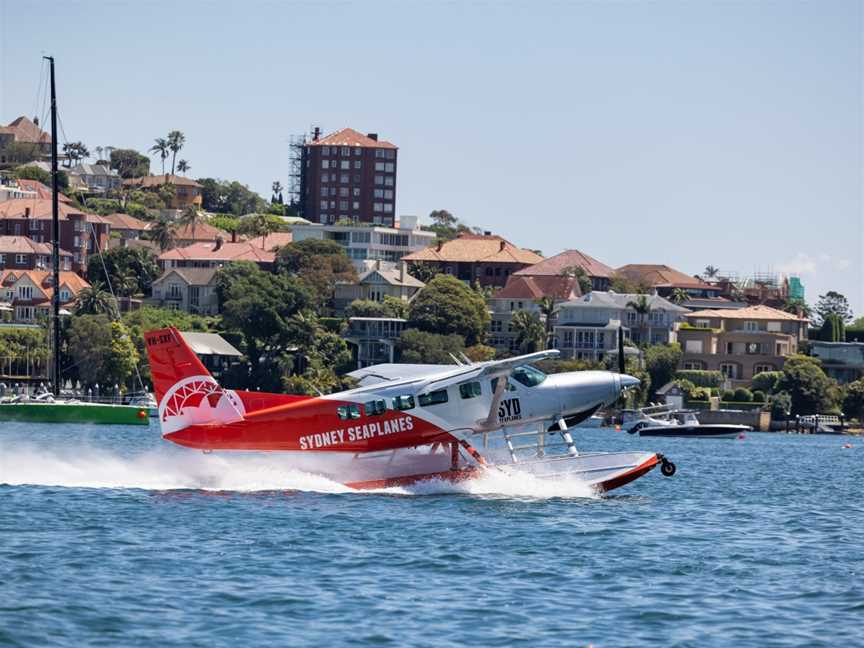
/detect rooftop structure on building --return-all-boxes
[171,221,229,246]
[404,233,543,288]
[515,249,615,291]
[334,261,424,314]
[295,127,398,226]
[0,117,52,145]
[494,275,581,301]
[288,217,434,270]
[616,264,720,298]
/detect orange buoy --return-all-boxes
[137,409,148,419]
[843,443,853,449]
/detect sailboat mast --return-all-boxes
[45,55,61,397]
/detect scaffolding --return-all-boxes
[288,125,322,217]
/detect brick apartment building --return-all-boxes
[0,199,110,273]
[0,236,73,272]
[300,128,398,226]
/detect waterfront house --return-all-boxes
[0,269,89,322]
[0,236,73,272]
[123,175,203,210]
[334,261,424,315]
[809,341,864,384]
[553,292,687,360]
[102,213,151,242]
[343,317,407,368]
[487,274,581,354]
[0,199,110,273]
[150,268,219,315]
[289,216,434,270]
[615,264,721,299]
[0,116,51,166]
[513,249,615,291]
[68,163,122,194]
[157,239,275,271]
[678,305,808,384]
[403,233,543,288]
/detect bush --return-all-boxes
[710,387,720,397]
[770,391,792,419]
[674,370,723,388]
[752,390,766,403]
[732,387,753,402]
[751,371,783,394]
[721,389,736,402]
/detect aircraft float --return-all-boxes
[145,327,676,491]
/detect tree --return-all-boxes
[150,138,170,174]
[398,329,466,364]
[167,130,185,175]
[703,265,720,280]
[62,141,89,166]
[777,355,840,415]
[12,164,69,191]
[197,177,267,215]
[75,283,117,317]
[407,262,440,284]
[626,294,652,345]
[177,204,205,240]
[67,315,139,390]
[751,371,783,394]
[609,274,641,294]
[86,247,160,297]
[561,266,592,294]
[177,159,190,175]
[671,288,689,305]
[429,209,457,229]
[271,181,284,204]
[843,379,864,421]
[346,297,408,319]
[276,239,357,312]
[510,311,545,353]
[110,148,150,179]
[252,211,275,248]
[3,142,41,165]
[536,296,556,348]
[782,298,811,318]
[817,314,846,342]
[644,343,683,396]
[148,218,176,252]
[407,274,489,345]
[814,291,853,326]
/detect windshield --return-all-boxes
[510,365,547,388]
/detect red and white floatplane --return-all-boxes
[145,327,676,492]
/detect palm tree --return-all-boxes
[704,265,720,281]
[536,296,557,349]
[253,212,275,249]
[167,130,185,175]
[75,283,116,317]
[626,294,652,346]
[149,218,176,252]
[95,146,104,163]
[150,138,170,174]
[177,204,204,240]
[271,181,284,204]
[671,288,689,304]
[176,159,190,175]
[511,311,546,353]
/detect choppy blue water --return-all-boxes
[1,422,862,647]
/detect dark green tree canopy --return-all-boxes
[197,177,267,215]
[644,343,683,396]
[276,239,357,311]
[778,355,840,415]
[815,291,853,325]
[407,274,489,345]
[110,148,150,179]
[397,329,466,364]
[86,247,160,297]
[12,164,70,191]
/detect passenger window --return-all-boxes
[392,395,415,411]
[490,377,517,393]
[364,399,387,416]
[337,404,361,420]
[459,382,481,399]
[418,389,449,407]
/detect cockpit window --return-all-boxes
[510,365,547,387]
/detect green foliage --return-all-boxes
[510,311,545,353]
[67,315,139,389]
[814,291,853,326]
[3,142,42,166]
[560,266,592,294]
[422,209,476,243]
[197,177,267,216]
[751,371,783,394]
[86,247,160,297]
[769,391,792,419]
[75,283,117,317]
[535,358,604,374]
[128,190,165,210]
[644,343,682,395]
[777,355,840,415]
[12,164,70,191]
[816,314,845,342]
[237,213,290,237]
[732,387,753,402]
[0,328,50,368]
[842,379,864,420]
[674,370,723,388]
[721,389,736,401]
[407,262,440,284]
[110,149,150,179]
[346,297,408,319]
[609,275,643,294]
[752,390,766,403]
[408,274,489,345]
[208,215,241,234]
[148,218,175,252]
[465,344,496,362]
[276,239,357,312]
[397,329,466,364]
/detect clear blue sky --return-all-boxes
[1,1,861,315]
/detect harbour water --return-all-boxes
[1,422,861,647]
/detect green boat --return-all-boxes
[0,400,150,425]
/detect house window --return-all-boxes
[767,321,781,332]
[168,283,182,299]
[339,187,349,197]
[695,319,710,328]
[352,188,360,197]
[321,160,329,169]
[341,147,349,156]
[322,146,330,156]
[384,190,393,199]
[354,147,362,156]
[719,363,739,379]
[15,254,26,265]
[374,189,384,199]
[626,312,638,324]
[753,364,775,375]
[459,382,482,399]
[340,160,350,170]
[683,361,704,370]
[340,174,349,183]
[353,202,360,210]
[745,320,759,332]
[684,340,703,353]
[320,187,328,197]
[18,286,33,299]
[385,177,394,187]
[418,389,448,407]
[375,175,384,185]
[384,203,393,213]
[745,343,762,355]
[59,290,71,302]
[374,203,383,212]
[385,163,395,172]
[375,162,386,171]
[320,200,328,210]
[490,320,503,332]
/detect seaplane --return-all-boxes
[145,327,676,492]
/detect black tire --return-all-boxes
[661,460,676,477]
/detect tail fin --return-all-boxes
[144,327,245,434]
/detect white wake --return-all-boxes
[0,443,598,499]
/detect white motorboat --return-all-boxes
[629,409,749,439]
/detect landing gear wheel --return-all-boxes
[661,460,676,477]
[628,422,645,435]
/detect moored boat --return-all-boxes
[630,410,749,439]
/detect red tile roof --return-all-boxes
[123,174,201,188]
[15,179,73,204]
[0,269,89,302]
[158,241,276,264]
[616,264,717,290]
[686,304,806,322]
[494,275,581,301]
[102,213,152,232]
[0,236,73,258]
[514,249,614,278]
[403,233,543,265]
[246,231,293,251]
[171,221,229,242]
[0,198,108,224]
[307,128,397,150]
[0,116,51,144]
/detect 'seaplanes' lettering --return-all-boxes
[299,415,415,450]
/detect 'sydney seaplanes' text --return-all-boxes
[299,415,415,450]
